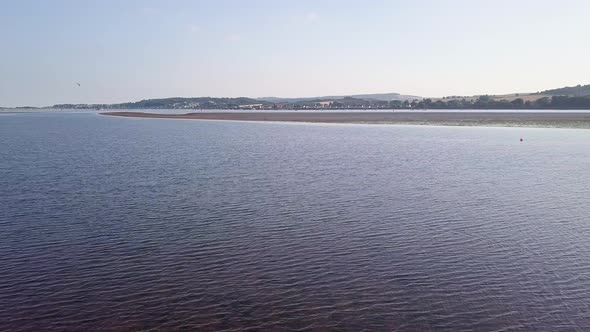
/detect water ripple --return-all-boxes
[1,114,590,331]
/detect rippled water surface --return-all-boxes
[1,112,590,331]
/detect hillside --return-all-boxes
[436,84,590,104]
[37,83,590,110]
[540,84,590,97]
[53,97,269,110]
[113,97,267,109]
[258,92,421,103]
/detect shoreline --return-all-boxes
[100,111,590,129]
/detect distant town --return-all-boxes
[4,84,590,110]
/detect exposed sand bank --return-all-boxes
[101,111,590,129]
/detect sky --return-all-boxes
[1,0,590,107]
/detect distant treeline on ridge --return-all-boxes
[42,83,590,110]
[413,95,590,110]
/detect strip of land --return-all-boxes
[101,112,590,129]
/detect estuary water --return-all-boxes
[1,112,590,331]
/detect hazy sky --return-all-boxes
[1,0,589,106]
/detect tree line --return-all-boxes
[407,95,590,110]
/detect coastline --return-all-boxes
[100,111,590,129]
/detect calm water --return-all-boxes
[1,112,590,331]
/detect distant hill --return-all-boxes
[351,93,422,101]
[113,97,267,109]
[540,84,590,97]
[258,92,421,103]
[52,97,268,110]
[30,83,590,110]
[50,96,406,110]
[438,84,590,103]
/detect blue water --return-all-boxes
[1,112,590,331]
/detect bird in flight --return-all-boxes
[76,82,81,87]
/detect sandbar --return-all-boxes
[101,111,590,129]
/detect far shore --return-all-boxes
[100,111,590,129]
